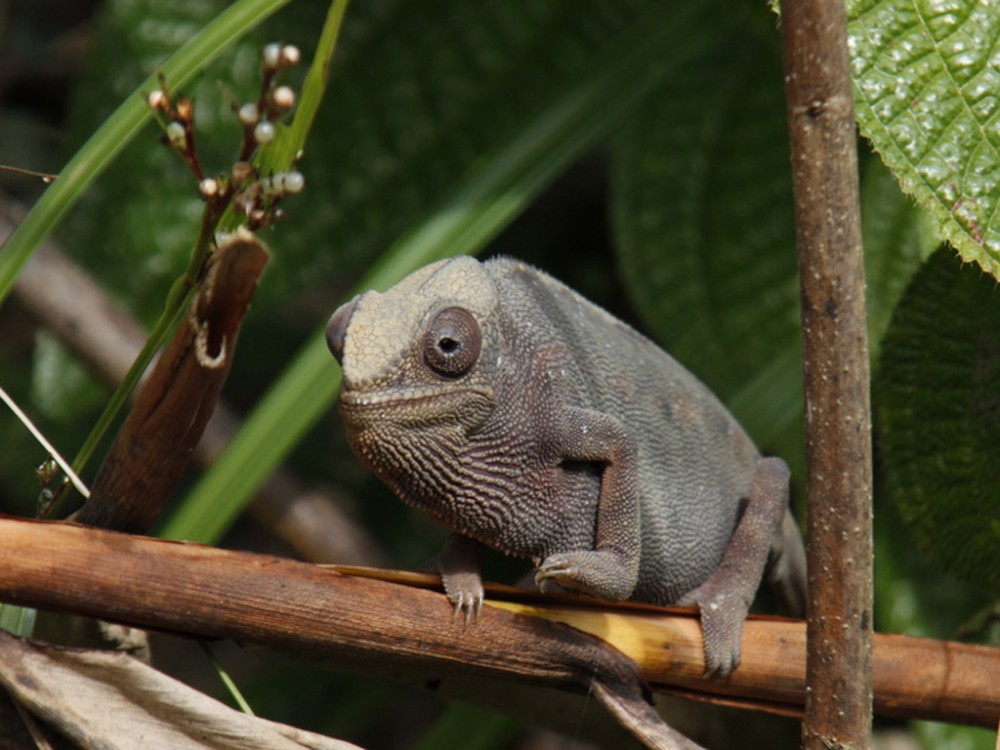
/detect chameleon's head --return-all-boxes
[326,257,501,469]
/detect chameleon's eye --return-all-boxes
[423,307,481,378]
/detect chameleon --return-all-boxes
[326,256,806,677]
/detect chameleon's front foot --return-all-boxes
[442,571,484,623]
[677,582,750,678]
[436,533,485,623]
[535,550,637,601]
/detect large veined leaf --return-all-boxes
[611,21,944,474]
[612,32,797,404]
[860,156,939,361]
[876,246,1000,591]
[611,29,802,464]
[848,0,1000,279]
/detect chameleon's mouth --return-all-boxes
[339,385,495,432]
[340,384,493,409]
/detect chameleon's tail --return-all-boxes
[767,509,808,617]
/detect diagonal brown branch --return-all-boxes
[0,518,996,731]
[780,1,874,747]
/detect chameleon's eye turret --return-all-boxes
[423,306,481,378]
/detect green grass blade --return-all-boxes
[0,0,294,308]
[0,604,37,638]
[162,0,724,543]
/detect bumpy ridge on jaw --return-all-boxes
[340,385,493,408]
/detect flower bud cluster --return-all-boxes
[147,80,203,179]
[232,167,305,230]
[262,43,301,71]
[237,43,301,154]
[145,42,305,231]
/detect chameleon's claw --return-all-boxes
[451,589,484,624]
[535,551,636,601]
[534,554,574,592]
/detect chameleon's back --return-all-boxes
[486,257,760,604]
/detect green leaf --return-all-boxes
[875,246,1000,590]
[63,0,707,316]
[162,0,727,543]
[610,29,946,482]
[847,0,1000,279]
[611,30,801,454]
[859,156,939,360]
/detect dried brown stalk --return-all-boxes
[72,229,268,533]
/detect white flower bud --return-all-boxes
[199,178,219,198]
[238,103,259,125]
[272,86,295,111]
[232,161,253,182]
[280,45,301,67]
[254,121,275,145]
[282,171,304,194]
[165,121,186,147]
[147,90,166,110]
[263,43,282,70]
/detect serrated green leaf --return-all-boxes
[847,0,1000,279]
[875,247,1000,590]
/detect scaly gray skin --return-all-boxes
[326,256,806,677]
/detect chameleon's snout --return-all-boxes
[326,296,359,365]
